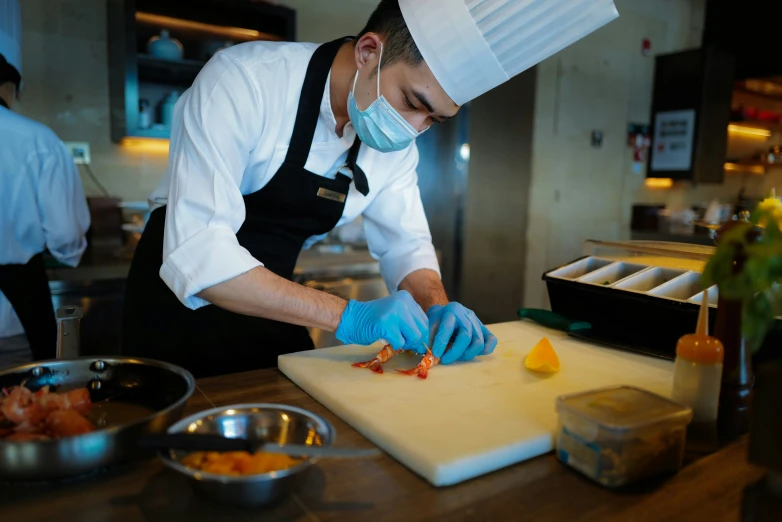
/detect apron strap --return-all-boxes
[343,136,369,196]
[284,37,352,167]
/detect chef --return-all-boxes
[122,0,618,378]
[0,0,91,365]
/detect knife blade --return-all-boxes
[138,433,381,459]
[517,308,591,332]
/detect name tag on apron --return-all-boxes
[317,187,347,203]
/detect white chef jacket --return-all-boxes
[0,106,90,337]
[150,41,441,310]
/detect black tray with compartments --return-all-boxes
[543,256,721,360]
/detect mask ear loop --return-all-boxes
[351,68,359,93]
[351,41,384,105]
[376,42,383,97]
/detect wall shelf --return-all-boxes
[724,161,782,175]
[729,121,780,133]
[725,78,782,175]
[108,0,296,143]
[137,54,206,85]
[134,11,284,43]
[129,127,172,140]
[735,79,782,101]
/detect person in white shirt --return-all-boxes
[0,1,91,364]
[122,0,618,378]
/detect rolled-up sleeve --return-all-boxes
[36,143,90,267]
[361,144,441,292]
[159,52,263,310]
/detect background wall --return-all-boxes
[18,0,164,202]
[462,70,536,323]
[523,0,719,309]
[16,0,377,202]
[273,0,375,43]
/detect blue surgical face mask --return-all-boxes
[347,43,419,153]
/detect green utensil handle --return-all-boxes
[517,308,591,332]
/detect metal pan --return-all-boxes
[0,306,195,482]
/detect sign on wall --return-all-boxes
[650,109,696,171]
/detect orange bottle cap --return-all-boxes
[676,334,724,364]
[676,292,724,364]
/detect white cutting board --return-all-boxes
[278,320,674,487]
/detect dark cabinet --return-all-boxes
[107,0,296,143]
[647,48,735,183]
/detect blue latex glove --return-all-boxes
[428,303,498,364]
[336,290,429,352]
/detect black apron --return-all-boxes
[1,100,56,361]
[0,254,55,361]
[122,38,368,379]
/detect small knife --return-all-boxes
[517,308,592,332]
[139,433,381,459]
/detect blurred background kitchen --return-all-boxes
[5,0,780,355]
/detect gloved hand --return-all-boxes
[336,290,429,353]
[428,303,498,364]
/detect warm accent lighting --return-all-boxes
[459,143,471,161]
[645,178,673,189]
[120,137,170,154]
[724,162,765,175]
[135,12,282,41]
[728,125,772,138]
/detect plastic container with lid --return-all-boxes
[555,385,693,488]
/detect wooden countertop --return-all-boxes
[1,369,764,522]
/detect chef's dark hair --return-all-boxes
[0,54,21,92]
[358,0,423,73]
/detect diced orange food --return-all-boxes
[181,452,207,468]
[46,409,95,436]
[525,337,561,373]
[180,450,303,476]
[1,385,95,441]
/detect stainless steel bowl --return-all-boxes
[159,404,335,507]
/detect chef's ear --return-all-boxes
[354,33,382,72]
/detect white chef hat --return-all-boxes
[0,0,22,77]
[400,0,619,106]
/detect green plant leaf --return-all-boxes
[707,203,782,351]
[743,291,775,352]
